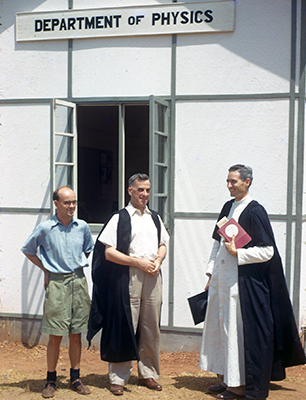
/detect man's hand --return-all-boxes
[136,257,157,274]
[105,244,166,275]
[224,235,238,257]
[44,270,50,290]
[150,256,162,276]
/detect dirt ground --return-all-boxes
[0,341,306,399]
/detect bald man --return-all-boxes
[22,187,94,398]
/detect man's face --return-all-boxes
[128,179,150,211]
[227,171,250,201]
[54,188,76,220]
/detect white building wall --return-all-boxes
[173,219,289,328]
[174,100,289,214]
[0,103,50,315]
[174,218,215,328]
[72,36,172,97]
[0,1,68,99]
[173,0,303,327]
[0,105,51,208]
[174,98,290,327]
[176,0,292,95]
[1,214,49,316]
[0,0,305,333]
[72,0,173,97]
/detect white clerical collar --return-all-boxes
[235,194,252,205]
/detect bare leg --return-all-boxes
[47,335,63,372]
[69,333,81,370]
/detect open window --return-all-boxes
[51,99,77,216]
[52,98,170,225]
[149,96,170,227]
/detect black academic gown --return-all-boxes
[213,199,306,399]
[87,208,161,363]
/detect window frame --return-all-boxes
[149,95,170,228]
[52,97,170,226]
[51,99,77,217]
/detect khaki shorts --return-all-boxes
[41,268,91,336]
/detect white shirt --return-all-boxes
[99,202,169,258]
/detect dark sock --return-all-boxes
[70,368,80,383]
[46,371,57,382]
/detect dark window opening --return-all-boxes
[77,104,149,223]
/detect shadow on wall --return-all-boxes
[21,183,50,346]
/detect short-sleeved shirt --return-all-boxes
[21,214,94,274]
[99,202,169,259]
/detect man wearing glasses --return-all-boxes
[22,186,94,398]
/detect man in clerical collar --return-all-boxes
[199,164,305,400]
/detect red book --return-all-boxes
[217,218,252,249]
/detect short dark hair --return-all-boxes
[52,186,72,201]
[228,164,253,186]
[128,173,150,188]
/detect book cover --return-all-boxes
[217,218,252,249]
[187,290,208,325]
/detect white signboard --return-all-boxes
[16,1,235,42]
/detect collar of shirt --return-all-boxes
[126,202,152,217]
[51,214,78,229]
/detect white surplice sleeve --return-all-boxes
[237,246,274,265]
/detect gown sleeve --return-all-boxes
[206,239,220,276]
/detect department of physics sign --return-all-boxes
[16,1,235,42]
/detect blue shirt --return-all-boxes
[21,215,94,273]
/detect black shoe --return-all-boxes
[217,389,244,399]
[208,384,227,394]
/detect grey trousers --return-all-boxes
[109,267,162,385]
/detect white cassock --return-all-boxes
[199,195,273,388]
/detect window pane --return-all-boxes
[77,104,150,224]
[125,105,149,205]
[55,135,73,163]
[154,165,167,193]
[55,105,73,133]
[55,165,73,188]
[158,197,166,221]
[154,134,167,164]
[77,105,119,223]
[156,103,165,133]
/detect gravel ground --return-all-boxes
[1,341,306,399]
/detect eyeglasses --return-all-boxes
[61,200,79,207]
